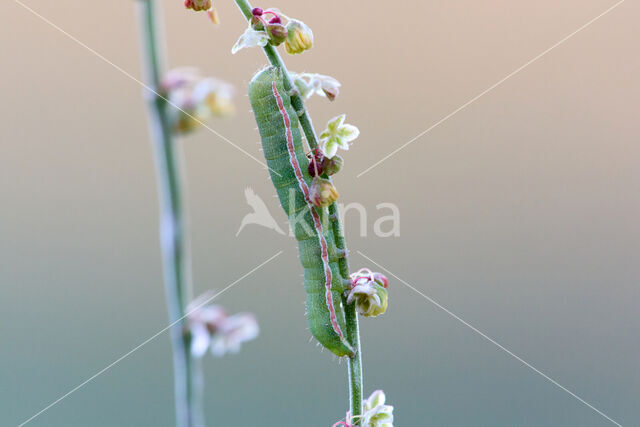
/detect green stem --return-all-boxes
[135,1,202,426]
[235,0,363,422]
[330,204,363,422]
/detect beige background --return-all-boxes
[1,0,639,425]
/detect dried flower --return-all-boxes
[162,68,235,134]
[232,27,270,54]
[290,72,341,101]
[319,114,360,158]
[186,293,259,358]
[309,177,339,207]
[347,268,389,317]
[284,19,313,54]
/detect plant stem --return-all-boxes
[136,1,201,426]
[234,0,364,421]
[330,204,363,422]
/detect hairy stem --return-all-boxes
[234,0,364,421]
[136,1,202,426]
[330,204,363,421]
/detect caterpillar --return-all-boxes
[249,66,354,357]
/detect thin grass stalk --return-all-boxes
[135,1,202,426]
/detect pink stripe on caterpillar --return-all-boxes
[271,81,345,341]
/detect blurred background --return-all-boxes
[1,0,639,425]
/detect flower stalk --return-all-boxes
[234,0,364,421]
[135,1,202,426]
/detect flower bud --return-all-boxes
[307,148,325,177]
[251,15,264,30]
[357,283,388,317]
[322,154,343,176]
[362,390,394,426]
[163,68,234,134]
[309,177,338,207]
[185,293,259,358]
[266,23,288,46]
[347,269,390,317]
[184,0,212,12]
[307,157,323,177]
[285,19,313,54]
[251,7,263,16]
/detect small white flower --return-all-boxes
[189,322,211,358]
[162,67,235,133]
[210,313,259,357]
[291,73,341,101]
[335,390,394,427]
[185,294,258,358]
[361,390,394,427]
[232,27,269,54]
[161,67,201,92]
[319,114,360,158]
[192,77,235,116]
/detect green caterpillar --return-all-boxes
[249,66,354,357]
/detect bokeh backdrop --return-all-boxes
[2,0,639,425]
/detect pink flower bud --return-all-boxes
[307,148,325,177]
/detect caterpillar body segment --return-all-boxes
[248,67,354,357]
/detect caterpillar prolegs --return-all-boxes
[248,66,354,357]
